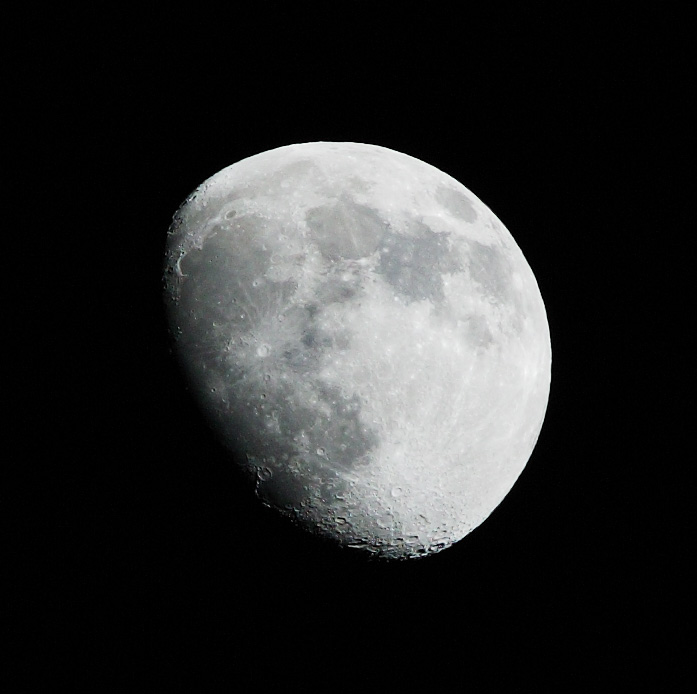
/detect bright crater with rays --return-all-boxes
[164,142,551,559]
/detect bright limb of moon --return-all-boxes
[163,142,551,559]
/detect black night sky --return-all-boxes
[18,5,689,688]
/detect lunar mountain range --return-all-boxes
[163,142,551,559]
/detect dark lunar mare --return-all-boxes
[166,213,383,529]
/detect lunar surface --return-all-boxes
[163,142,551,559]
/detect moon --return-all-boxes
[163,142,551,559]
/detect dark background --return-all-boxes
[16,4,690,687]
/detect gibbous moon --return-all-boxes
[163,142,551,559]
